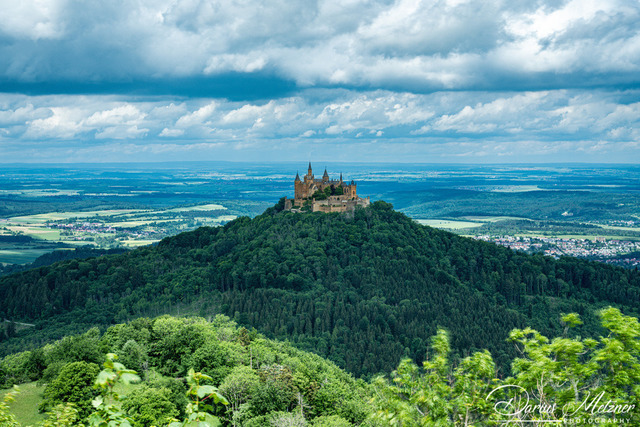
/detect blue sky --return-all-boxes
[1,0,639,163]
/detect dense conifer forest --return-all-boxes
[1,201,639,377]
[0,247,128,277]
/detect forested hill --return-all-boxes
[1,201,639,377]
[0,247,128,277]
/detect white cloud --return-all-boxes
[415,92,554,134]
[0,103,49,125]
[205,54,267,74]
[2,88,639,162]
[0,90,640,147]
[25,107,84,139]
[0,0,638,92]
[175,102,217,127]
[496,0,640,75]
[357,0,502,56]
[95,125,148,140]
[159,128,185,137]
[222,102,276,125]
[85,105,146,127]
[0,0,66,40]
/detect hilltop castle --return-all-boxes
[284,163,370,213]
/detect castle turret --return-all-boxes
[295,172,301,182]
[322,168,329,182]
[307,162,313,177]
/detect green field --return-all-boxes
[0,189,80,197]
[591,224,640,232]
[6,226,62,241]
[0,249,58,265]
[0,204,236,265]
[416,219,485,229]
[490,185,545,192]
[120,239,159,247]
[164,203,226,212]
[1,383,45,426]
[461,216,531,222]
[8,209,146,224]
[0,380,141,425]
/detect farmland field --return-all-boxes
[415,219,484,229]
[0,162,639,268]
[0,249,56,264]
[0,204,239,265]
[7,209,146,224]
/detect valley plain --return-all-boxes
[1,162,639,271]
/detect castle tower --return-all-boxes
[294,171,303,199]
[322,167,329,182]
[307,162,313,177]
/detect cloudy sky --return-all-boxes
[1,0,639,163]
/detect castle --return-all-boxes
[284,163,370,213]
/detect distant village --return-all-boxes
[474,234,640,268]
[47,222,116,234]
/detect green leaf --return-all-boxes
[92,396,104,408]
[120,372,141,384]
[195,385,218,398]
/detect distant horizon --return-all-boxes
[1,160,640,167]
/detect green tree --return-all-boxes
[311,190,326,200]
[40,361,101,420]
[5,322,16,339]
[218,366,260,425]
[41,403,81,427]
[187,339,236,385]
[267,411,307,426]
[251,364,297,415]
[122,386,178,427]
[119,340,147,374]
[310,414,351,426]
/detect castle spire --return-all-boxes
[307,162,312,177]
[323,167,329,182]
[295,171,301,182]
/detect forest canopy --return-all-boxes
[1,201,639,377]
[2,309,640,425]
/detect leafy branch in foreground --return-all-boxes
[88,353,141,427]
[168,369,229,427]
[371,307,640,426]
[0,386,20,426]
